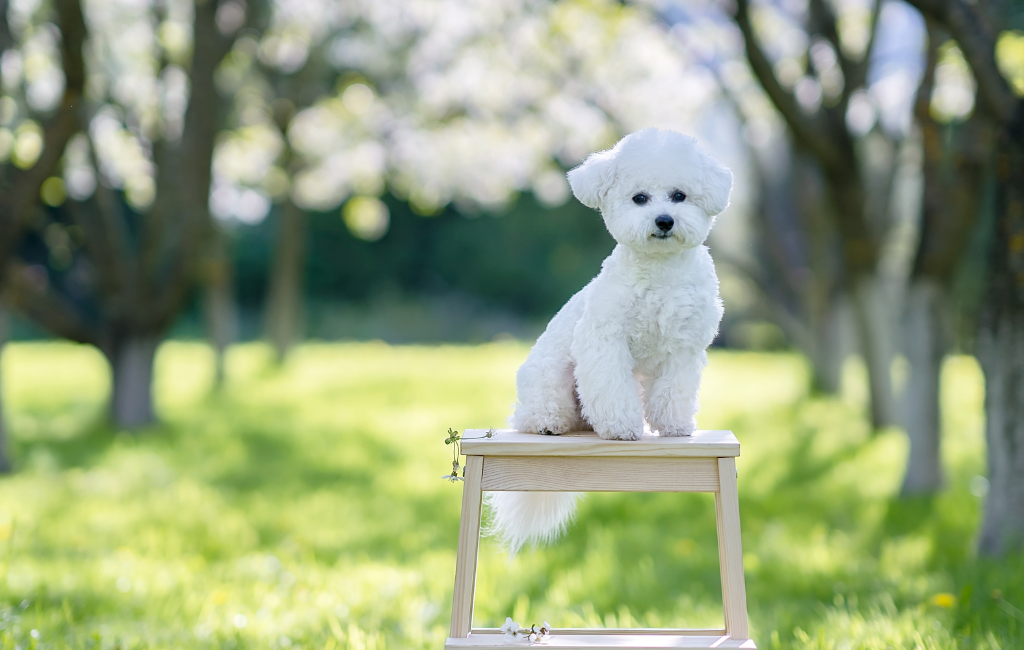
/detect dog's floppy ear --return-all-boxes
[695,153,733,216]
[567,150,617,210]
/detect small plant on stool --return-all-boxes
[442,428,494,483]
[500,618,552,642]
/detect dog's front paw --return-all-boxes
[655,418,697,437]
[528,421,579,436]
[512,410,580,436]
[594,423,643,441]
[522,424,570,436]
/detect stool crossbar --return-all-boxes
[445,429,756,649]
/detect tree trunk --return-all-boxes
[204,282,236,388]
[851,277,897,429]
[808,294,849,394]
[0,301,10,473]
[264,200,307,363]
[977,307,1024,554]
[976,137,1024,556]
[900,277,947,494]
[106,334,159,430]
[203,237,237,389]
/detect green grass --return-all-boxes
[0,341,1021,649]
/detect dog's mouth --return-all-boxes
[650,232,673,240]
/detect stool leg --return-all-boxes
[716,456,749,641]
[450,455,484,638]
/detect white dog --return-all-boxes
[489,128,732,552]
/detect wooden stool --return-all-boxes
[446,429,756,649]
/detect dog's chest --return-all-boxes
[624,277,707,358]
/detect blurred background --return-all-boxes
[2,0,1024,648]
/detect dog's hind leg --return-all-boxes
[512,358,585,434]
[512,291,588,434]
[644,349,706,437]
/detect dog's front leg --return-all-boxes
[571,293,644,441]
[644,349,706,436]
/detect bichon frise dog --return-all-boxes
[489,128,732,552]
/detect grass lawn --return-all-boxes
[0,341,1021,649]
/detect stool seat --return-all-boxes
[447,428,756,649]
[461,429,740,457]
[447,632,755,648]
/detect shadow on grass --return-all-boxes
[2,582,151,630]
[770,421,873,491]
[10,418,118,473]
[882,494,938,537]
[205,424,380,493]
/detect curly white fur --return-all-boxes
[490,128,732,553]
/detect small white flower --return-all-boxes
[501,616,520,642]
[500,617,519,634]
[529,632,538,642]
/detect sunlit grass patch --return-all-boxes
[0,342,1018,648]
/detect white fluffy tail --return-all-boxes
[486,491,581,554]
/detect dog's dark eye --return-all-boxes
[632,193,649,205]
[671,191,686,203]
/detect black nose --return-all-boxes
[655,215,674,232]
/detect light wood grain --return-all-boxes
[446,428,755,648]
[471,628,727,636]
[461,430,739,458]
[445,634,756,648]
[481,457,720,492]
[715,457,749,641]
[449,455,484,638]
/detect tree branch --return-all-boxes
[913,18,941,130]
[912,20,997,283]
[808,0,852,89]
[88,138,135,296]
[906,0,1018,123]
[1,261,97,344]
[843,0,882,106]
[147,0,234,329]
[733,0,840,168]
[0,0,13,52]
[64,195,127,303]
[0,0,87,276]
[141,0,244,294]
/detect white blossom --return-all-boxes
[500,617,520,642]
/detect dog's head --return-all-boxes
[566,129,732,253]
